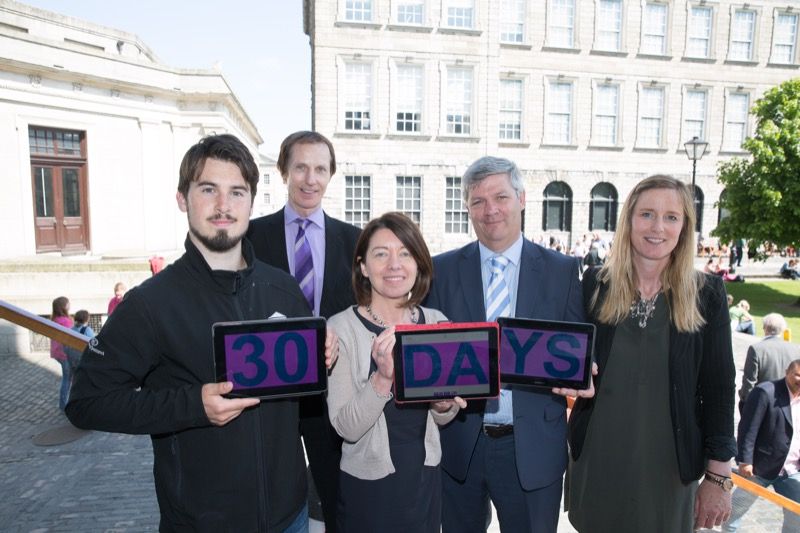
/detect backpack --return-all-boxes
[65,325,88,372]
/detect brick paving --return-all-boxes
[0,330,791,532]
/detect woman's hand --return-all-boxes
[552,362,599,398]
[370,326,396,396]
[324,327,339,370]
[431,396,467,413]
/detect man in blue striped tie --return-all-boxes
[426,156,588,533]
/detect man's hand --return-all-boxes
[693,477,732,530]
[202,382,260,426]
[738,464,754,478]
[325,327,339,370]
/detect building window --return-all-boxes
[547,0,575,48]
[772,12,798,64]
[499,79,523,141]
[445,177,469,233]
[589,183,618,231]
[545,80,573,145]
[445,0,475,29]
[396,176,422,223]
[344,62,372,131]
[262,173,270,185]
[637,86,665,148]
[683,89,708,141]
[687,5,713,58]
[500,0,525,44]
[729,9,756,61]
[395,1,424,24]
[542,181,572,231]
[263,192,271,204]
[693,186,704,233]
[345,0,373,22]
[29,128,82,156]
[593,83,620,146]
[345,175,371,227]
[718,189,730,225]
[723,92,749,151]
[595,0,622,52]
[396,64,423,132]
[641,2,668,55]
[446,67,473,135]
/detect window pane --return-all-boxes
[499,79,522,140]
[447,67,472,135]
[641,3,667,55]
[773,13,798,64]
[29,128,55,155]
[724,93,749,150]
[546,81,572,144]
[596,0,622,51]
[345,0,372,21]
[396,176,422,223]
[594,84,619,145]
[445,176,468,233]
[684,90,707,140]
[33,166,54,217]
[446,0,474,28]
[730,10,755,61]
[396,2,423,24]
[500,0,525,43]
[345,63,372,131]
[345,175,371,227]
[638,87,664,147]
[396,64,423,132]
[62,168,81,217]
[687,6,712,58]
[548,0,575,47]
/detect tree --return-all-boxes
[714,78,800,254]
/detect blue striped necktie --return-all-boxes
[294,218,314,312]
[486,255,511,321]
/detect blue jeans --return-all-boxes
[282,504,308,533]
[58,358,71,411]
[723,471,800,533]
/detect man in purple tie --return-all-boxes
[248,131,361,532]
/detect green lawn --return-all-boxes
[724,280,800,339]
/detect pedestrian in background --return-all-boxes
[106,282,126,316]
[49,296,73,411]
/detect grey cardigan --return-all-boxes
[327,305,459,480]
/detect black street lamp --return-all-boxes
[683,135,709,192]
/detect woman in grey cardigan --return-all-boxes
[327,212,464,533]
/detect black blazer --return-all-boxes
[737,378,794,480]
[569,268,737,484]
[247,208,361,319]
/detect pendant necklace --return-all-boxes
[366,304,419,327]
[630,290,659,328]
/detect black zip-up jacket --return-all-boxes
[67,237,310,532]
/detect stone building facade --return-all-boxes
[303,0,800,253]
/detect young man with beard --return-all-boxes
[67,134,336,532]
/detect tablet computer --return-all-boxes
[212,317,327,400]
[497,317,594,390]
[393,322,500,403]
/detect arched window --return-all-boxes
[692,185,704,233]
[542,181,572,231]
[589,182,618,231]
[717,189,730,225]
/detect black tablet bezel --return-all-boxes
[212,317,327,400]
[392,322,500,403]
[497,317,595,390]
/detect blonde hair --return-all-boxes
[591,175,706,333]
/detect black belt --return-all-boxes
[482,424,514,438]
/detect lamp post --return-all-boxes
[683,136,709,193]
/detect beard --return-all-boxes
[189,216,245,253]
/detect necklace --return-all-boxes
[630,290,659,328]
[366,304,419,327]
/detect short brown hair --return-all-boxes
[177,134,259,201]
[352,212,433,309]
[277,131,336,177]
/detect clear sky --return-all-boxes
[23,0,311,155]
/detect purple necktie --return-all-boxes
[294,218,315,313]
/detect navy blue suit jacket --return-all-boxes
[247,208,361,319]
[425,238,585,490]
[737,378,794,480]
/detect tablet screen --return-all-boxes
[213,317,327,399]
[497,317,594,390]
[393,322,500,403]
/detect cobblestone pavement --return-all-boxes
[0,331,789,532]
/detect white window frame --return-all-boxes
[685,3,717,60]
[770,9,799,65]
[396,176,422,224]
[393,0,427,26]
[544,77,575,146]
[640,2,670,56]
[338,0,380,24]
[594,0,624,53]
[337,57,378,134]
[727,6,760,62]
[441,64,476,137]
[442,0,476,31]
[591,81,622,147]
[546,0,578,49]
[722,89,750,152]
[682,86,710,144]
[345,175,372,228]
[391,60,426,135]
[445,176,469,234]
[500,0,527,45]
[636,83,668,149]
[499,77,524,142]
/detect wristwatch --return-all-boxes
[704,471,734,492]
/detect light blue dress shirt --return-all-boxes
[283,204,326,316]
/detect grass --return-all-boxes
[724,280,800,340]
